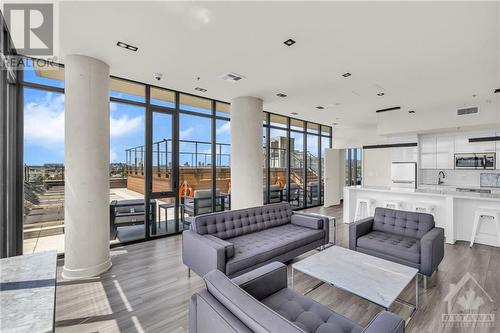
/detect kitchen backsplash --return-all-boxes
[420,169,500,187]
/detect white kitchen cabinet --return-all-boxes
[420,136,437,169]
[391,147,418,162]
[436,136,454,169]
[497,131,500,169]
[455,132,496,153]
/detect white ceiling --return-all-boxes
[58,1,499,134]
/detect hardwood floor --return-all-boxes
[55,204,500,332]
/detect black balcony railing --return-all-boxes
[125,139,231,176]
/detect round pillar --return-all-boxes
[62,55,111,279]
[230,96,264,209]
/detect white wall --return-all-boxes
[324,149,343,206]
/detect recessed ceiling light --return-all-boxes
[194,87,207,92]
[316,106,325,110]
[117,41,138,52]
[408,110,416,114]
[342,72,352,78]
[220,72,245,83]
[377,92,385,96]
[276,93,287,98]
[495,88,500,93]
[284,39,296,46]
[291,112,298,115]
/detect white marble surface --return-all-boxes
[292,246,418,308]
[1,251,57,333]
[348,185,500,201]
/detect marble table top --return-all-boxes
[1,251,58,333]
[292,246,418,308]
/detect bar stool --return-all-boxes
[354,198,374,221]
[383,200,403,210]
[413,202,435,216]
[470,208,500,248]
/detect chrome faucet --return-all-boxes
[438,171,446,185]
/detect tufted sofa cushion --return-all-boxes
[262,288,363,333]
[357,231,420,264]
[192,202,293,240]
[373,207,434,239]
[226,224,324,276]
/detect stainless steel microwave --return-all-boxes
[454,153,496,170]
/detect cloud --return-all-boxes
[24,92,65,147]
[216,122,230,135]
[110,149,118,162]
[110,114,143,137]
[180,127,194,140]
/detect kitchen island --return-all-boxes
[344,186,500,247]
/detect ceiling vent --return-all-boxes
[457,106,479,116]
[220,72,245,83]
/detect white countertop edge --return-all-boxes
[346,186,500,201]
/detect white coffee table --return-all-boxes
[292,246,418,319]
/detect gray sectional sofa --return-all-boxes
[182,202,329,278]
[190,262,405,333]
[349,207,444,287]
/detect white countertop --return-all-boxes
[346,185,500,201]
[1,251,57,333]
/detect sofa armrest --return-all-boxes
[182,230,230,277]
[420,227,444,277]
[205,235,235,259]
[291,214,323,229]
[231,262,287,301]
[292,212,330,244]
[349,217,374,250]
[362,311,405,333]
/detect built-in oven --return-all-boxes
[454,153,496,170]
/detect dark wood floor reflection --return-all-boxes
[55,204,500,332]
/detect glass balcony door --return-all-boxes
[145,109,181,238]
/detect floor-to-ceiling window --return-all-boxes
[306,123,320,206]
[320,126,332,204]
[22,59,65,254]
[345,148,362,186]
[289,120,304,208]
[263,111,332,209]
[215,102,231,210]
[21,58,233,250]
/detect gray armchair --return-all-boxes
[349,207,444,288]
[190,262,405,333]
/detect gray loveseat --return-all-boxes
[190,262,405,333]
[349,207,444,287]
[183,202,329,278]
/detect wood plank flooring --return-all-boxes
[55,204,500,332]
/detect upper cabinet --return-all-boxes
[420,136,437,169]
[420,130,499,170]
[455,132,496,153]
[436,136,454,169]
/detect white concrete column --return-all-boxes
[230,96,263,209]
[62,55,111,279]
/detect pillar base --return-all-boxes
[62,258,112,280]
